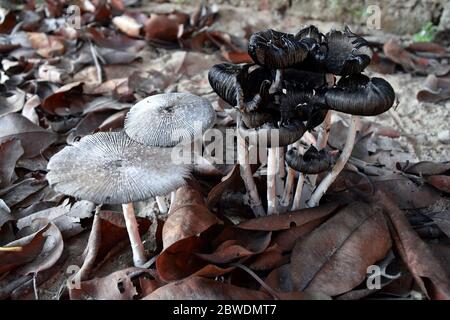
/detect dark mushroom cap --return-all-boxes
[295,25,324,43]
[324,74,395,116]
[47,132,191,204]
[208,63,272,111]
[241,110,274,129]
[238,118,306,148]
[286,145,332,174]
[248,29,308,69]
[325,26,371,75]
[124,93,216,147]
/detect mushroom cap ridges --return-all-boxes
[125,93,216,147]
[46,131,191,204]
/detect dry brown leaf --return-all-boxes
[112,15,142,38]
[375,191,450,299]
[0,113,57,159]
[0,139,24,188]
[291,202,392,297]
[144,276,271,300]
[70,267,163,300]
[27,32,65,58]
[163,186,222,249]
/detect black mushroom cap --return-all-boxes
[241,110,274,129]
[208,63,272,111]
[324,74,395,116]
[248,29,309,69]
[325,26,371,76]
[292,26,328,73]
[46,132,191,205]
[238,118,306,148]
[286,145,332,174]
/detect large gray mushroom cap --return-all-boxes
[46,131,191,205]
[124,93,216,147]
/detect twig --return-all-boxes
[155,196,168,214]
[33,273,39,300]
[307,115,359,207]
[232,263,279,300]
[89,40,103,84]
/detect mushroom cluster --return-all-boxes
[47,92,216,267]
[208,25,395,215]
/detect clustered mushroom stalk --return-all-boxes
[209,25,395,213]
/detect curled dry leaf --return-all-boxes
[41,82,84,116]
[144,276,271,300]
[163,186,222,249]
[0,113,57,158]
[373,191,450,299]
[291,202,392,297]
[16,199,95,239]
[16,219,64,276]
[206,164,240,209]
[396,161,450,176]
[417,75,450,103]
[0,219,50,274]
[425,175,450,193]
[0,90,26,116]
[0,177,48,208]
[70,267,163,300]
[0,139,24,188]
[144,13,185,43]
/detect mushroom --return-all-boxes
[124,93,216,147]
[324,74,396,116]
[248,29,309,93]
[238,118,306,214]
[324,26,372,76]
[208,62,272,112]
[124,93,216,213]
[47,131,191,266]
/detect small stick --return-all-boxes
[307,115,359,207]
[89,40,103,84]
[237,129,265,217]
[155,196,168,214]
[122,203,147,267]
[267,147,278,215]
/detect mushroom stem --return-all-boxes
[121,203,147,267]
[275,146,285,201]
[237,129,265,217]
[290,144,305,211]
[307,115,359,207]
[155,196,168,214]
[270,69,284,94]
[308,110,332,188]
[267,147,278,215]
[291,173,305,211]
[280,142,300,211]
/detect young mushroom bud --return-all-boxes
[325,26,372,76]
[248,29,309,69]
[286,145,333,174]
[324,74,395,116]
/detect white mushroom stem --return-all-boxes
[307,115,359,207]
[122,203,147,267]
[280,142,300,210]
[270,69,284,94]
[290,144,305,211]
[275,146,285,201]
[155,196,168,214]
[237,131,265,217]
[307,111,332,189]
[291,172,305,211]
[267,147,278,215]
